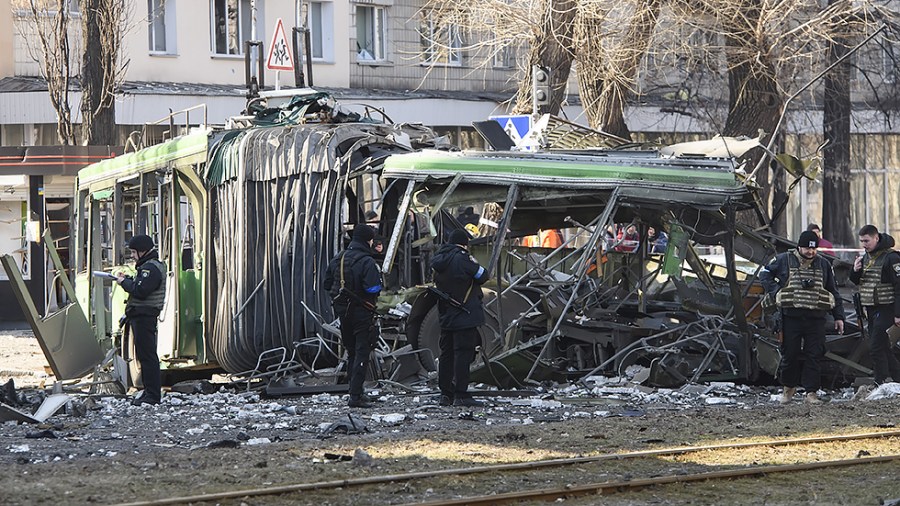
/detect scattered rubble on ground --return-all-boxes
[3,369,897,467]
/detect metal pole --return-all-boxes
[524,189,620,382]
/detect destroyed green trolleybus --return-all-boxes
[2,94,875,391]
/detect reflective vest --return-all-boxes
[775,251,834,311]
[126,258,167,312]
[859,251,895,306]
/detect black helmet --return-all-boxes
[128,234,155,252]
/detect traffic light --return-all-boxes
[532,65,551,111]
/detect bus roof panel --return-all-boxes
[382,150,744,193]
[77,131,209,188]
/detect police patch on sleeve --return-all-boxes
[142,271,149,278]
[893,263,900,277]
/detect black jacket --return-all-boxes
[324,240,382,311]
[121,249,165,317]
[849,233,900,313]
[432,244,489,330]
[759,250,844,320]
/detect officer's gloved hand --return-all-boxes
[769,311,782,334]
[761,293,777,314]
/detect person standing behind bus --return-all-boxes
[116,235,167,406]
[849,224,900,385]
[807,224,834,255]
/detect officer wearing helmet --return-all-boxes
[759,230,844,404]
[116,234,166,406]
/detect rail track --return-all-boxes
[119,429,900,506]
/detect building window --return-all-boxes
[211,0,253,56]
[308,1,333,61]
[492,45,514,69]
[356,5,385,62]
[419,12,462,66]
[148,0,177,54]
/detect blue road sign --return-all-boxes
[489,115,532,144]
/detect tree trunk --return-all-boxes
[722,17,783,233]
[579,0,660,139]
[574,10,602,130]
[80,0,117,145]
[822,21,854,246]
[512,0,577,116]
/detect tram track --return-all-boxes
[118,429,900,506]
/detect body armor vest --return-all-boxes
[775,251,834,311]
[126,258,167,311]
[859,251,894,306]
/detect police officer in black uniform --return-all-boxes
[324,224,382,408]
[849,224,900,385]
[116,234,167,406]
[432,229,490,407]
[760,230,844,404]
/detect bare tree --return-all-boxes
[513,0,577,116]
[14,0,78,144]
[419,0,576,115]
[13,0,129,146]
[576,0,661,138]
[822,3,854,245]
[78,0,128,146]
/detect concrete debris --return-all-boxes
[865,382,900,401]
[370,413,406,425]
[320,414,368,435]
[170,380,218,395]
[352,448,374,467]
[704,397,736,405]
[0,394,70,424]
[24,430,57,439]
[0,369,892,470]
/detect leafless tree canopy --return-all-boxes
[12,0,130,145]
[419,0,896,136]
[14,0,79,144]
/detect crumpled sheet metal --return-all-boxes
[205,123,441,373]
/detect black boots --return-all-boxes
[348,396,373,408]
[452,396,485,407]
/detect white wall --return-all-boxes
[0,0,14,77]
[123,0,351,88]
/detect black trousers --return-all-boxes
[130,314,161,403]
[438,327,479,399]
[866,305,900,384]
[339,306,375,399]
[778,315,826,391]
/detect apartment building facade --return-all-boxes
[1,0,523,144]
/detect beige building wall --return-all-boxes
[1,0,16,77]
[123,0,350,88]
[348,0,519,94]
